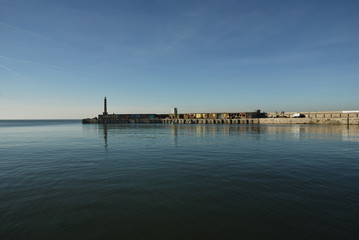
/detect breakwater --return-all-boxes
[162,111,359,125]
[82,98,359,125]
[83,118,163,124]
[162,118,259,124]
[83,115,359,125]
[162,117,359,125]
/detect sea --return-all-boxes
[0,120,358,239]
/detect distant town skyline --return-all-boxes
[1,0,358,119]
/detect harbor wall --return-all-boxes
[161,118,359,125]
[83,97,359,125]
[99,119,162,124]
[266,111,359,119]
[83,117,359,125]
[83,111,359,125]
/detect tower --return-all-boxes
[103,97,108,115]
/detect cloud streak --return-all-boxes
[0,22,45,38]
[0,22,68,47]
[0,63,25,78]
[0,56,93,75]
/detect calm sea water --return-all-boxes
[1,120,358,239]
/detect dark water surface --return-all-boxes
[1,120,358,239]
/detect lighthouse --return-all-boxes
[103,97,108,115]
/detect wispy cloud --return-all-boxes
[234,53,312,66]
[0,56,93,75]
[0,63,25,78]
[0,22,46,38]
[0,22,68,47]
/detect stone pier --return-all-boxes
[161,117,358,125]
[161,118,262,124]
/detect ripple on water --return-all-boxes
[0,122,358,239]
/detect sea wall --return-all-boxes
[162,118,260,124]
[266,111,359,119]
[83,111,359,125]
[99,119,162,124]
[161,117,359,125]
[82,118,163,124]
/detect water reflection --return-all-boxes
[84,124,359,149]
[103,124,108,149]
[171,125,178,146]
[261,125,359,142]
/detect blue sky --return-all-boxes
[0,0,358,119]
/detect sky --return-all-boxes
[0,0,358,119]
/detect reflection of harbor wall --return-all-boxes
[258,118,359,125]
[262,125,359,136]
[87,124,359,150]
